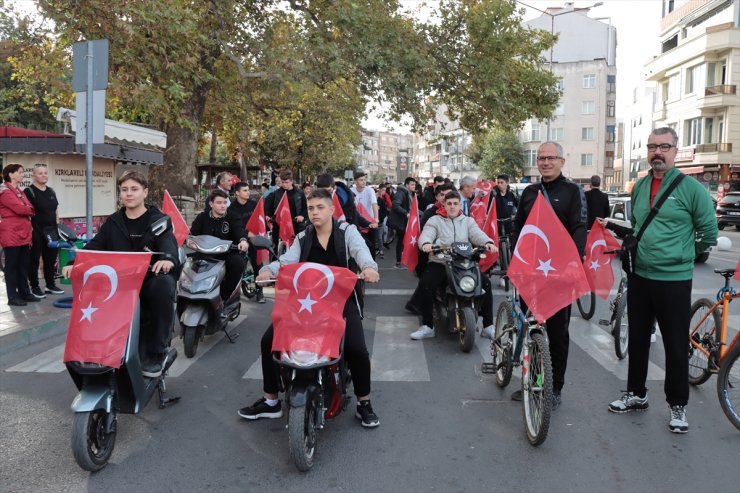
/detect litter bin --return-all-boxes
[58,241,84,285]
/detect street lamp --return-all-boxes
[518,1,603,139]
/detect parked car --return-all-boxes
[607,196,710,263]
[716,192,740,231]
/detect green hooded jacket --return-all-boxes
[631,166,717,281]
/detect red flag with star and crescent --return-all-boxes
[507,193,590,323]
[584,220,621,300]
[401,194,420,272]
[63,250,152,368]
[332,191,346,222]
[469,194,487,228]
[479,197,499,272]
[162,190,189,246]
[477,180,494,195]
[246,197,269,265]
[275,192,295,246]
[271,262,358,359]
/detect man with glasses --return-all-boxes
[511,141,587,410]
[607,127,716,434]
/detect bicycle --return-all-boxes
[489,217,513,292]
[687,268,739,430]
[576,291,596,320]
[483,283,553,446]
[597,249,628,359]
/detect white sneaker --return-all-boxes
[650,333,657,343]
[410,325,435,340]
[668,405,688,433]
[480,325,494,339]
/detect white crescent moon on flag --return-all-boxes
[513,225,551,265]
[81,265,119,302]
[590,239,607,257]
[411,216,418,229]
[293,262,335,299]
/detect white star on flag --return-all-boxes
[79,302,99,322]
[410,235,417,247]
[297,293,319,313]
[536,259,556,277]
[590,260,601,271]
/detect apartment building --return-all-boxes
[355,128,414,183]
[413,105,476,184]
[521,3,617,185]
[644,0,740,197]
[624,84,659,191]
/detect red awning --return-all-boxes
[637,170,649,178]
[678,166,704,174]
[0,126,65,137]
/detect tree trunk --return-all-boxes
[209,127,218,164]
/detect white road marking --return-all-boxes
[371,316,430,381]
[7,344,65,373]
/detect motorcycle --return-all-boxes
[61,221,180,472]
[176,235,242,358]
[430,242,488,353]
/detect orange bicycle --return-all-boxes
[688,268,739,430]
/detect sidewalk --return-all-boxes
[0,273,72,355]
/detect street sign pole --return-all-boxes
[85,41,94,239]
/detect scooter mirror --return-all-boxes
[250,235,272,249]
[57,223,77,243]
[151,216,169,237]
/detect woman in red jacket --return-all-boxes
[0,164,37,306]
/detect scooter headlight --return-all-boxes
[459,275,476,293]
[281,350,330,367]
[183,275,218,294]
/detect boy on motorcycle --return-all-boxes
[411,190,497,340]
[189,189,249,303]
[239,188,381,428]
[62,171,180,378]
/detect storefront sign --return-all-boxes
[675,148,694,163]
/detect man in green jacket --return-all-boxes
[607,127,717,434]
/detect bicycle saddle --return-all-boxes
[713,268,736,278]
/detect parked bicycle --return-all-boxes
[597,249,628,359]
[483,283,553,446]
[489,217,513,292]
[688,268,739,430]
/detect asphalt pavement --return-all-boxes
[1,230,738,493]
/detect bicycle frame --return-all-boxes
[689,286,739,366]
[506,288,546,365]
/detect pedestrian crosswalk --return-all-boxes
[8,311,722,384]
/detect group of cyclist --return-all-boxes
[60,127,718,435]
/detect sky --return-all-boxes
[364,0,664,132]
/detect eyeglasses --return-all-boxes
[646,143,676,151]
[536,156,562,162]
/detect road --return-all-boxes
[1,230,738,493]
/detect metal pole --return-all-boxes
[85,41,94,239]
[547,14,554,141]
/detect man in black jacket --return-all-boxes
[511,142,587,410]
[191,189,249,303]
[585,174,611,229]
[264,169,307,250]
[229,182,264,303]
[419,175,445,210]
[62,171,180,378]
[490,174,519,236]
[388,177,416,268]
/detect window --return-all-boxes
[686,65,702,94]
[607,75,616,94]
[550,128,564,141]
[686,117,702,145]
[607,100,615,117]
[583,74,596,89]
[581,154,593,166]
[704,118,713,144]
[606,125,615,143]
[524,150,537,168]
[531,126,540,142]
[554,102,565,116]
[582,101,595,114]
[668,74,680,100]
[556,78,565,91]
[582,127,595,141]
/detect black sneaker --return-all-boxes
[8,298,27,306]
[394,262,404,269]
[21,294,40,302]
[45,284,65,295]
[141,361,163,378]
[355,400,380,428]
[238,397,283,420]
[552,391,562,411]
[31,287,46,299]
[256,288,265,304]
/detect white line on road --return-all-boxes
[7,344,65,373]
[371,316,430,382]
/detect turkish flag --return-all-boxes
[477,181,494,195]
[469,194,487,228]
[507,193,590,323]
[401,194,420,272]
[356,202,375,233]
[332,191,346,222]
[584,220,621,300]
[162,190,189,246]
[275,192,295,246]
[271,262,358,359]
[63,250,152,368]
[479,198,499,272]
[246,197,269,265]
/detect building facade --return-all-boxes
[644,0,740,197]
[521,4,617,185]
[354,128,414,183]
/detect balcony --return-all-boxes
[696,142,732,153]
[697,84,738,109]
[693,142,733,165]
[653,102,667,121]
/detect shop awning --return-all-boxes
[0,126,65,137]
[678,166,704,174]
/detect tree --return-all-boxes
[472,128,525,181]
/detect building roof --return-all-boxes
[55,107,167,150]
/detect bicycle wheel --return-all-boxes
[716,342,740,430]
[688,298,721,386]
[612,282,628,360]
[492,302,515,387]
[577,292,595,320]
[522,331,552,446]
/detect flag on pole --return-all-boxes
[246,197,270,265]
[584,220,621,300]
[162,190,189,246]
[401,195,420,272]
[479,198,499,272]
[275,193,295,246]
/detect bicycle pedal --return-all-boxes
[481,363,496,374]
[598,319,609,326]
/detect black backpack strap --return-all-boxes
[635,173,685,241]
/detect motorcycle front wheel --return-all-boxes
[71,410,116,472]
[459,306,477,353]
[289,403,317,472]
[183,325,199,358]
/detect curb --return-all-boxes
[0,315,70,356]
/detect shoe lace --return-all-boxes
[619,391,635,403]
[670,406,685,421]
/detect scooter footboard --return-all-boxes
[71,385,114,413]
